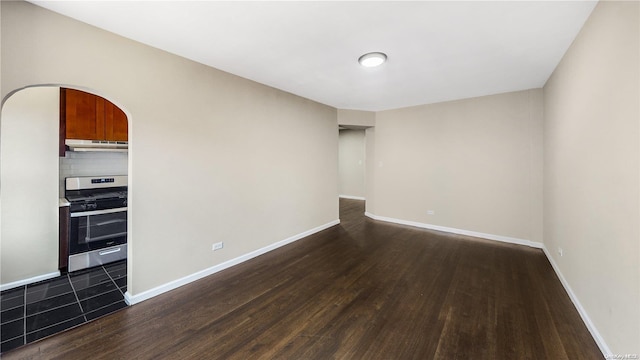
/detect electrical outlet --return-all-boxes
[427,210,435,215]
[558,247,563,257]
[212,242,224,251]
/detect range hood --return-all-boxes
[65,139,128,152]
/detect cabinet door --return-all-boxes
[105,100,128,141]
[64,88,105,140]
[59,205,70,270]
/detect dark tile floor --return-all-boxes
[0,260,127,353]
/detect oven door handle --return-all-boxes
[70,207,127,217]
[99,247,122,256]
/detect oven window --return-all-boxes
[70,211,127,254]
[81,211,127,243]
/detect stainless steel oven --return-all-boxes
[65,176,127,272]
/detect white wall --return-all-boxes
[543,0,639,353]
[1,1,338,295]
[1,87,59,284]
[371,89,544,244]
[338,129,365,199]
[59,151,128,195]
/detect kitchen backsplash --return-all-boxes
[59,151,128,195]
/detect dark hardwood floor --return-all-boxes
[3,199,602,359]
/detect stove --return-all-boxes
[65,175,128,272]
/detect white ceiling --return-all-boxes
[30,1,597,111]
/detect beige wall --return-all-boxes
[337,109,375,128]
[1,87,59,284]
[365,127,377,213]
[543,0,639,353]
[372,89,544,244]
[1,1,338,294]
[338,129,366,199]
[3,0,638,353]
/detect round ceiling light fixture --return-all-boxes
[358,52,387,67]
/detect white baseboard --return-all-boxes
[339,195,366,201]
[541,246,611,357]
[0,271,61,291]
[125,219,340,305]
[364,212,543,249]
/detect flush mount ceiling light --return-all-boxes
[358,52,387,67]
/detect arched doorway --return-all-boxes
[0,85,131,352]
[1,85,131,284]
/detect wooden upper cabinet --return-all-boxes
[64,88,105,140]
[104,100,128,141]
[61,88,128,141]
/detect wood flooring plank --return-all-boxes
[1,199,603,359]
